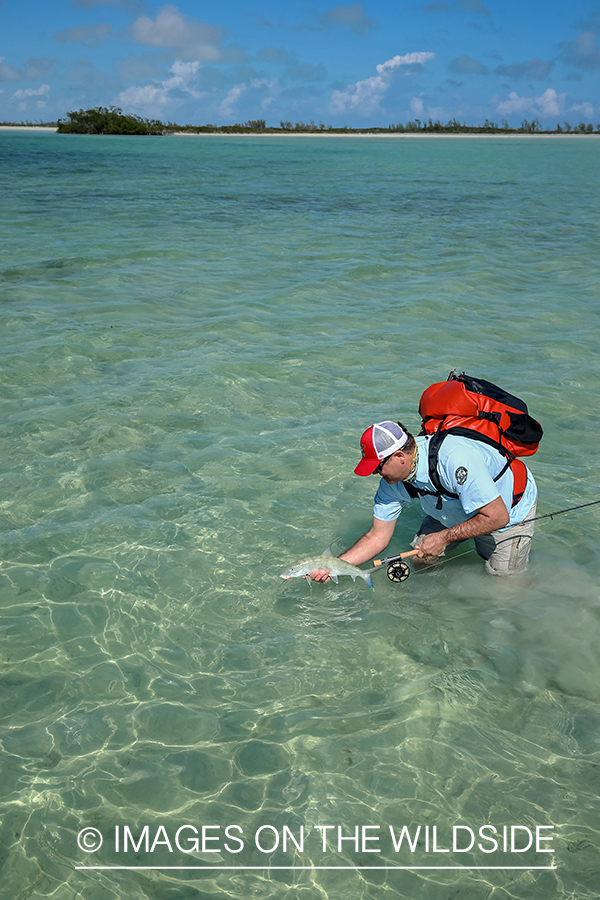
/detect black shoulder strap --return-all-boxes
[399,436,451,510]
[404,432,516,512]
[428,432,458,509]
[403,481,435,500]
[427,429,517,508]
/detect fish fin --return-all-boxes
[363,573,375,591]
[304,574,312,585]
[322,546,335,557]
[330,574,338,584]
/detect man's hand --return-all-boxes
[416,496,509,561]
[307,568,331,583]
[416,530,449,560]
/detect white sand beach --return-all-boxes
[0,125,56,131]
[1,125,595,138]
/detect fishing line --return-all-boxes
[404,546,477,577]
[520,498,600,526]
[379,498,600,581]
[485,499,600,551]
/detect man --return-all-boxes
[310,420,537,582]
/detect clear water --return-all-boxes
[1,131,600,899]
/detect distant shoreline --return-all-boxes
[1,125,597,139]
[170,131,597,139]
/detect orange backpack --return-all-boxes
[416,371,543,509]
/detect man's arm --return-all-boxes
[416,495,509,560]
[309,517,396,583]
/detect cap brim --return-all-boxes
[354,456,380,477]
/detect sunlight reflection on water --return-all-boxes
[0,132,599,899]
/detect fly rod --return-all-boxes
[520,498,600,526]
[372,499,600,583]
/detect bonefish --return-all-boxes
[280,547,375,590]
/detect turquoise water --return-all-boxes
[1,131,600,899]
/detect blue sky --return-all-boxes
[1,1,599,126]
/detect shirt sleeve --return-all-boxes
[437,442,503,515]
[373,478,411,521]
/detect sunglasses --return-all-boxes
[374,454,393,475]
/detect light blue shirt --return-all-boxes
[374,434,537,530]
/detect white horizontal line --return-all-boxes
[75,865,556,871]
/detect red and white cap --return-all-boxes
[354,421,409,476]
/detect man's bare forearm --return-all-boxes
[443,514,498,543]
[339,532,389,566]
[309,519,395,582]
[417,496,509,559]
[339,519,396,566]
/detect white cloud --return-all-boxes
[219,83,248,119]
[128,4,225,62]
[12,84,51,99]
[218,78,279,120]
[425,105,448,119]
[329,51,435,116]
[116,60,205,116]
[571,101,594,119]
[410,96,424,116]
[494,88,565,118]
[117,82,170,111]
[330,74,386,115]
[376,52,435,74]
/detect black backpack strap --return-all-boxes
[427,429,520,508]
[400,435,456,510]
[433,426,515,480]
[427,432,458,509]
[401,481,420,499]
[402,480,441,503]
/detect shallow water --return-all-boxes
[1,132,600,899]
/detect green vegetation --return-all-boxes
[166,116,600,135]
[4,111,599,136]
[56,107,165,135]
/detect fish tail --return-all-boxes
[363,572,375,591]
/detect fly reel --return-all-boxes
[387,561,410,583]
[373,550,418,584]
